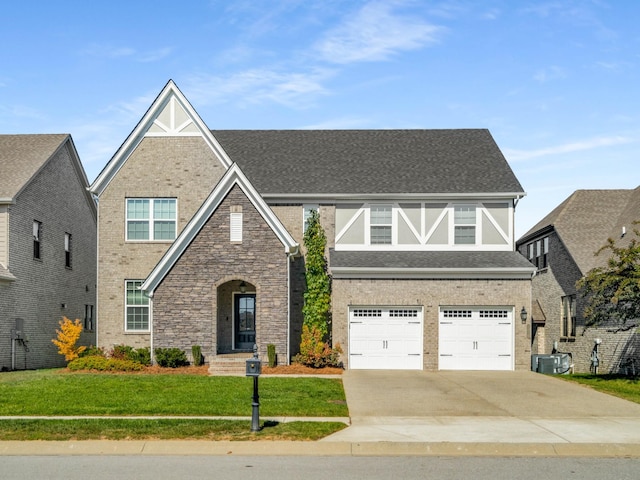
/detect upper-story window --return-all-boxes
[33,220,42,259]
[64,233,72,268]
[454,206,476,244]
[370,205,392,244]
[527,237,548,269]
[126,198,176,241]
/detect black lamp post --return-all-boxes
[245,344,262,432]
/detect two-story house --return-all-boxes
[517,187,640,373]
[90,80,534,372]
[0,134,96,370]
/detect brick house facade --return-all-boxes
[91,80,535,371]
[0,135,96,370]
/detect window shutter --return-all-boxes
[230,212,243,242]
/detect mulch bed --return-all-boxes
[64,364,342,375]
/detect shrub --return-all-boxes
[154,348,189,368]
[79,346,105,358]
[191,345,203,366]
[109,345,151,366]
[67,355,145,372]
[51,317,87,362]
[267,344,277,367]
[293,325,342,368]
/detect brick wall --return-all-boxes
[332,277,532,370]
[97,136,226,350]
[0,141,96,370]
[152,185,291,363]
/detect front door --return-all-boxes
[234,294,256,350]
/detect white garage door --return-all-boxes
[439,307,513,371]
[349,307,423,370]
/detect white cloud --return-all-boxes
[504,135,633,162]
[184,68,335,108]
[314,1,444,64]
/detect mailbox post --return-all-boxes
[245,344,262,432]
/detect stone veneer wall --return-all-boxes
[152,185,290,363]
[332,277,532,370]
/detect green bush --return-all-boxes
[191,345,203,366]
[109,345,151,366]
[154,348,189,368]
[131,347,151,366]
[267,344,277,367]
[67,356,145,372]
[79,346,106,358]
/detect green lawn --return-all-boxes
[0,369,348,440]
[559,374,640,404]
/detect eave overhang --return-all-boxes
[330,266,536,280]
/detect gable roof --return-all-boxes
[0,134,69,201]
[0,134,96,220]
[211,129,524,198]
[141,163,299,297]
[90,80,232,196]
[518,187,640,273]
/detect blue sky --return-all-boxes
[1,1,638,237]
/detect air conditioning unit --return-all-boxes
[531,353,572,374]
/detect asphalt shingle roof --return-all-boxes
[212,129,524,196]
[0,134,68,200]
[330,249,534,270]
[518,187,640,273]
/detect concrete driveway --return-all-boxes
[322,370,640,446]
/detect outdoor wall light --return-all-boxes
[239,281,247,293]
[520,306,527,324]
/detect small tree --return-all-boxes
[577,222,640,327]
[52,317,86,362]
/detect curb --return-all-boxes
[2,440,640,457]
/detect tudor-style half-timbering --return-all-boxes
[335,201,512,250]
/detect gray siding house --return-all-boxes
[517,187,640,373]
[0,134,97,370]
[90,80,534,372]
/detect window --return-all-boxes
[64,233,72,268]
[561,295,576,338]
[370,205,392,244]
[303,204,319,232]
[230,212,243,242]
[125,280,149,331]
[527,237,549,268]
[84,304,94,331]
[33,221,42,259]
[454,206,476,245]
[126,199,176,241]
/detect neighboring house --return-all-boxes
[90,80,534,372]
[0,134,97,370]
[517,187,640,374]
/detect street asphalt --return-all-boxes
[2,370,640,457]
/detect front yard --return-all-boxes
[0,369,348,441]
[559,374,640,404]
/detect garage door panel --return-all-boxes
[439,307,513,371]
[349,307,423,370]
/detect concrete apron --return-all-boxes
[322,370,640,445]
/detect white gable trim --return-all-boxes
[141,163,299,297]
[90,80,232,196]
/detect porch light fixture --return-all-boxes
[239,281,247,293]
[520,306,527,324]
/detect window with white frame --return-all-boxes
[454,205,476,244]
[126,198,176,241]
[370,204,392,244]
[125,280,149,331]
[303,204,319,232]
[561,294,576,338]
[527,236,548,268]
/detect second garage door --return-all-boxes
[349,307,423,370]
[439,307,514,371]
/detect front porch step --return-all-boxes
[208,354,254,376]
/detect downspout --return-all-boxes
[93,193,100,349]
[287,253,291,365]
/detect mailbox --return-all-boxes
[246,357,262,377]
